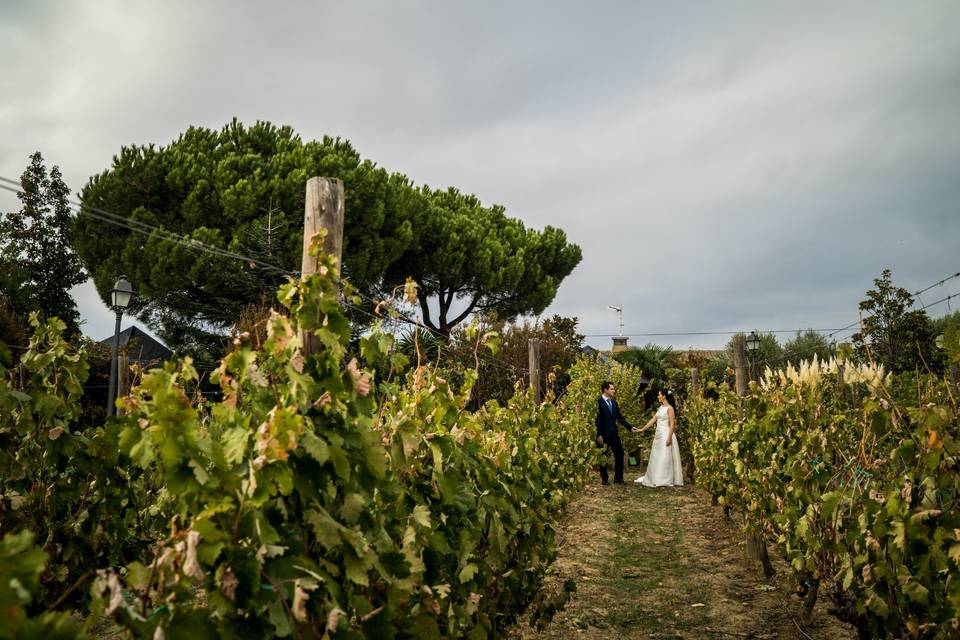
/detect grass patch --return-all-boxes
[508,472,858,640]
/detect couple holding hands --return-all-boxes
[595,381,684,487]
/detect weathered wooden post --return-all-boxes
[733,336,774,577]
[726,335,747,518]
[301,177,345,356]
[528,338,541,403]
[733,334,748,399]
[690,367,700,399]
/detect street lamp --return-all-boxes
[746,330,760,382]
[107,276,135,417]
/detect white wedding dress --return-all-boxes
[635,405,684,487]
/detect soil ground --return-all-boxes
[508,469,859,640]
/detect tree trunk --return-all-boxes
[746,534,775,578]
[802,578,819,620]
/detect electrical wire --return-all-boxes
[584,328,845,338]
[0,178,294,275]
[826,269,960,339]
[4,173,956,358]
[2,174,526,376]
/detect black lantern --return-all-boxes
[107,276,136,417]
[111,276,134,309]
[746,331,761,382]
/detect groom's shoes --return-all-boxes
[613,479,625,484]
[601,480,609,485]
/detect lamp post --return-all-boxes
[746,330,760,382]
[107,276,135,417]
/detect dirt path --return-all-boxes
[509,470,858,640]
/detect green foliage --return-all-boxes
[687,357,960,638]
[0,298,27,360]
[611,343,672,384]
[933,311,960,367]
[931,310,960,342]
[392,187,581,336]
[74,119,414,354]
[440,314,584,407]
[0,314,164,612]
[698,333,785,387]
[0,152,86,338]
[564,355,652,458]
[783,329,833,365]
[395,326,447,369]
[69,245,595,638]
[700,351,733,387]
[73,121,581,354]
[1,234,593,637]
[732,331,784,374]
[0,531,83,640]
[853,269,941,374]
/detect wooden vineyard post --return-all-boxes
[725,335,747,520]
[733,335,775,578]
[687,367,700,482]
[528,338,541,403]
[733,334,748,400]
[301,177,345,356]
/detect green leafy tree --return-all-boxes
[783,329,833,365]
[931,310,960,342]
[447,314,585,406]
[74,121,580,355]
[932,310,960,371]
[73,120,415,355]
[612,343,673,382]
[0,152,86,337]
[389,187,582,336]
[700,334,785,387]
[0,298,27,358]
[701,351,733,387]
[852,269,941,373]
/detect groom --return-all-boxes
[596,381,639,485]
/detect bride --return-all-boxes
[635,390,684,487]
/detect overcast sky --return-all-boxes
[2,1,958,351]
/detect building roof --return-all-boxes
[99,326,173,364]
[581,345,611,363]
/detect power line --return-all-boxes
[913,271,960,298]
[825,268,960,339]
[0,178,294,276]
[6,172,955,358]
[2,175,524,376]
[584,328,845,338]
[919,291,959,313]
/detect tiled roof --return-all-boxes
[99,326,173,364]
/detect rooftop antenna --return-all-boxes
[608,305,623,336]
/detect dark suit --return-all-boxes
[596,396,632,484]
